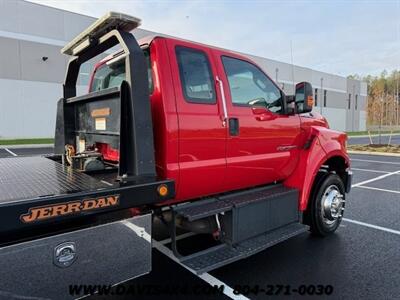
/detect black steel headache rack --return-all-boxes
[55,12,155,180]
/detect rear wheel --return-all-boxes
[309,174,345,236]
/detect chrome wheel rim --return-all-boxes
[321,185,345,225]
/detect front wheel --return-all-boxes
[309,174,346,236]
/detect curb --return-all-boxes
[348,150,400,157]
[348,133,400,138]
[0,144,53,149]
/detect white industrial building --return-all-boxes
[0,0,367,139]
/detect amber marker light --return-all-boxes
[158,184,168,197]
[307,96,314,107]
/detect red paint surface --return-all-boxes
[96,143,119,162]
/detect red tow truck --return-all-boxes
[0,12,352,298]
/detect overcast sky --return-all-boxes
[30,0,400,77]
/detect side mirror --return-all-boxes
[295,82,313,113]
[285,95,295,115]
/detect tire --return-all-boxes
[309,173,346,236]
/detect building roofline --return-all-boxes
[24,0,97,20]
[24,0,366,84]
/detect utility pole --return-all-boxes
[396,70,400,127]
[379,95,383,144]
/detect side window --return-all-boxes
[176,47,216,104]
[221,56,282,113]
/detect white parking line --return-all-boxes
[153,240,249,300]
[343,218,400,236]
[100,180,113,186]
[4,148,17,156]
[351,158,400,165]
[352,170,400,187]
[355,185,400,194]
[351,168,391,174]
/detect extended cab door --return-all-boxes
[211,50,302,191]
[166,39,227,200]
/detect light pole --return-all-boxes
[379,96,383,144]
[397,72,399,126]
[352,84,355,132]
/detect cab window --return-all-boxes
[90,50,153,93]
[176,46,216,104]
[221,56,282,113]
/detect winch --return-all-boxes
[65,144,105,172]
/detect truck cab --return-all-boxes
[88,35,351,210]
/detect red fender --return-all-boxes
[284,126,349,211]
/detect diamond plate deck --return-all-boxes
[180,223,307,274]
[0,157,108,203]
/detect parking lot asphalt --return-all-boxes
[0,147,53,157]
[348,134,400,145]
[1,147,399,299]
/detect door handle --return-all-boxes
[216,76,228,127]
[229,118,239,136]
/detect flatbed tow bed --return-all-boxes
[0,156,173,242]
[0,13,176,299]
[0,152,174,299]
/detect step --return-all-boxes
[220,185,298,208]
[179,222,307,274]
[174,198,232,221]
[174,185,298,221]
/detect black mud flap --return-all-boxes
[345,170,353,193]
[0,214,152,299]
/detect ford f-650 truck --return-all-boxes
[0,12,352,298]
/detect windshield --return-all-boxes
[90,50,153,93]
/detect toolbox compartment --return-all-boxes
[220,185,299,244]
[0,213,152,299]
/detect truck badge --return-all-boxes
[20,195,120,223]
